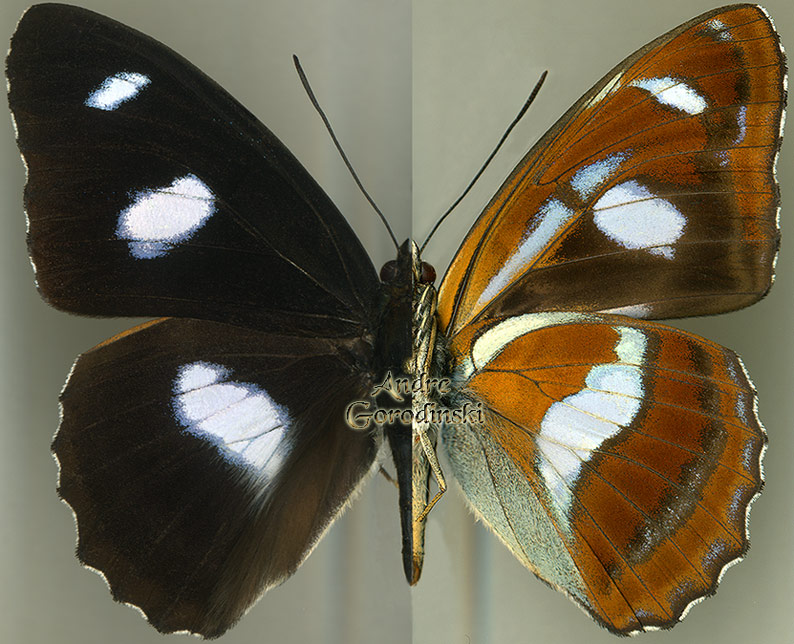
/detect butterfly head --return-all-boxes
[379,240,436,287]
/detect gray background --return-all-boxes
[0,1,791,643]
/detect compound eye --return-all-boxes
[419,262,436,284]
[379,260,399,283]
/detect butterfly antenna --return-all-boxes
[293,55,399,249]
[420,71,548,253]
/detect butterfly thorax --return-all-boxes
[409,242,441,583]
[375,239,447,583]
[372,240,415,582]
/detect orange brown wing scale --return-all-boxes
[438,5,785,336]
[435,5,783,630]
[441,312,765,633]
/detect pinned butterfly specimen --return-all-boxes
[6,2,785,638]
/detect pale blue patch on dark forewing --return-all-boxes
[116,174,216,259]
[727,482,750,526]
[85,71,150,110]
[700,538,731,569]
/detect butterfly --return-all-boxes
[6,2,785,639]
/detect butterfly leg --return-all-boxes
[415,425,447,523]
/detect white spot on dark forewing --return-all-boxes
[85,72,150,111]
[593,180,685,259]
[631,76,707,115]
[172,361,291,475]
[116,174,216,259]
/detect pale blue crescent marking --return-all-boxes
[536,326,648,529]
[116,174,216,259]
[463,315,648,532]
[85,71,151,111]
[173,361,291,474]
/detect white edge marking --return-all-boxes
[670,351,766,630]
[52,353,198,635]
[760,3,787,287]
[6,25,38,289]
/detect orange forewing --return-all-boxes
[442,313,764,633]
[438,5,785,336]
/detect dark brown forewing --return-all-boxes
[53,317,378,637]
[439,5,785,336]
[7,4,380,337]
[442,312,764,633]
